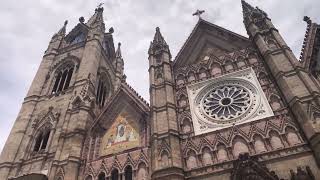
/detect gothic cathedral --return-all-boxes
[1,1,320,180]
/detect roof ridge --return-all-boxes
[299,16,314,62]
[122,82,150,107]
[173,18,249,66]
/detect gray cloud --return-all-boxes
[0,0,319,152]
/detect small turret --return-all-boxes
[45,20,68,55]
[148,27,171,58]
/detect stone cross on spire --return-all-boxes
[193,9,205,19]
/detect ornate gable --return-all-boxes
[89,83,149,157]
[173,19,251,68]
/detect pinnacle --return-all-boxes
[116,42,122,58]
[152,27,167,46]
[57,20,68,35]
[148,26,171,56]
[241,0,255,14]
[86,6,105,27]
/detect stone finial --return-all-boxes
[303,16,312,24]
[79,16,85,23]
[109,27,114,33]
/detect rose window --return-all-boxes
[201,85,251,121]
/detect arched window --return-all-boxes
[178,94,188,107]
[111,169,119,180]
[85,175,93,180]
[71,32,86,45]
[286,127,301,146]
[253,135,267,154]
[96,74,110,107]
[258,72,268,85]
[176,74,185,86]
[124,166,133,180]
[182,118,192,134]
[270,95,282,111]
[202,147,213,166]
[269,131,284,150]
[224,60,234,72]
[188,72,196,82]
[217,144,228,162]
[137,163,147,180]
[211,63,222,76]
[33,129,51,152]
[232,137,249,158]
[186,150,197,169]
[160,151,169,168]
[237,56,246,68]
[52,65,74,94]
[248,53,258,64]
[98,172,106,180]
[198,68,207,79]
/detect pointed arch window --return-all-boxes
[98,172,106,180]
[71,32,85,45]
[33,129,51,152]
[52,65,74,94]
[96,75,110,107]
[111,169,119,180]
[85,175,93,180]
[124,166,133,180]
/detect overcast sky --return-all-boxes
[0,0,319,153]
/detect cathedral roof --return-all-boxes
[173,18,250,68]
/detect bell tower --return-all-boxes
[148,27,184,179]
[242,0,320,165]
[0,7,122,180]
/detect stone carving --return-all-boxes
[290,166,315,180]
[231,153,280,180]
[188,67,274,135]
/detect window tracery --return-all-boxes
[33,129,51,152]
[124,166,133,180]
[52,64,74,94]
[96,72,112,107]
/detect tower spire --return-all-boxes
[86,6,104,28]
[57,20,68,35]
[241,0,255,17]
[148,27,170,57]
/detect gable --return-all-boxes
[100,105,141,156]
[90,83,149,156]
[173,19,251,68]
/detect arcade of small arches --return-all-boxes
[83,163,148,180]
[179,126,302,170]
[175,51,260,87]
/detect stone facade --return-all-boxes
[1,1,320,180]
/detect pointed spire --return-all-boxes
[86,6,104,27]
[241,0,254,16]
[116,42,122,58]
[148,27,170,56]
[153,27,168,46]
[241,0,268,27]
[58,20,68,35]
[52,20,67,39]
